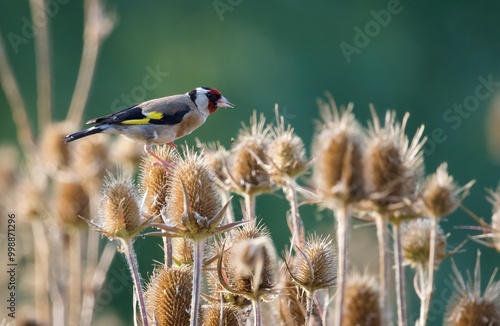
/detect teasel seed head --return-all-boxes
[172,237,194,265]
[145,265,193,326]
[56,180,90,228]
[71,134,109,192]
[268,106,308,183]
[228,111,275,195]
[139,146,178,220]
[165,148,230,238]
[313,96,365,205]
[217,223,277,301]
[95,171,143,240]
[401,218,447,269]
[364,108,426,210]
[290,234,336,292]
[40,122,73,169]
[110,137,143,172]
[197,140,231,190]
[277,261,319,325]
[342,272,381,326]
[202,304,241,326]
[421,163,474,218]
[444,252,500,326]
[487,184,500,252]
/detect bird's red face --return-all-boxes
[205,88,234,113]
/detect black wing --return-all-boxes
[86,104,191,125]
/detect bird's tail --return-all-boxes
[64,125,105,143]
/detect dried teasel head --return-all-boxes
[93,171,143,240]
[313,96,365,205]
[172,237,194,265]
[268,106,308,183]
[420,163,474,218]
[40,122,73,169]
[201,304,241,326]
[145,265,192,326]
[164,148,236,238]
[277,261,320,326]
[139,146,178,220]
[197,140,231,189]
[487,184,500,252]
[364,108,426,210]
[56,180,90,228]
[110,137,143,172]
[444,252,500,326]
[71,134,109,192]
[228,111,275,195]
[342,272,381,326]
[217,223,277,301]
[289,234,336,292]
[401,218,447,269]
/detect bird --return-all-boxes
[65,87,234,166]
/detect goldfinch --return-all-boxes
[65,87,233,164]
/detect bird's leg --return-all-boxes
[166,141,178,149]
[144,144,173,170]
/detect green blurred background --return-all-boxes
[1,0,500,325]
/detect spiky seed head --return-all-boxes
[145,266,192,326]
[201,304,241,326]
[277,263,314,325]
[197,140,231,189]
[292,234,336,292]
[172,237,194,265]
[401,218,447,269]
[139,146,178,220]
[364,109,425,208]
[342,272,381,326]
[313,98,365,204]
[40,122,73,169]
[56,181,89,228]
[421,163,473,218]
[221,223,277,299]
[71,134,108,188]
[444,254,500,326]
[268,110,307,182]
[16,178,45,221]
[165,149,223,237]
[110,137,143,171]
[97,172,142,239]
[229,112,274,195]
[487,184,500,252]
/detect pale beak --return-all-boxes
[217,96,234,108]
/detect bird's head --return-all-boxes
[188,87,234,114]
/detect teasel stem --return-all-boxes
[392,222,407,326]
[121,240,148,326]
[244,193,256,220]
[375,213,389,322]
[220,190,235,223]
[304,290,315,326]
[252,298,262,326]
[417,265,427,326]
[334,203,349,326]
[284,181,305,248]
[68,229,82,326]
[418,217,437,326]
[163,237,173,268]
[190,238,205,326]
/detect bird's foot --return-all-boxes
[166,142,178,149]
[145,144,174,170]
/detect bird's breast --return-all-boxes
[174,112,206,139]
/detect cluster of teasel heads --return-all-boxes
[2,95,500,326]
[55,99,497,326]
